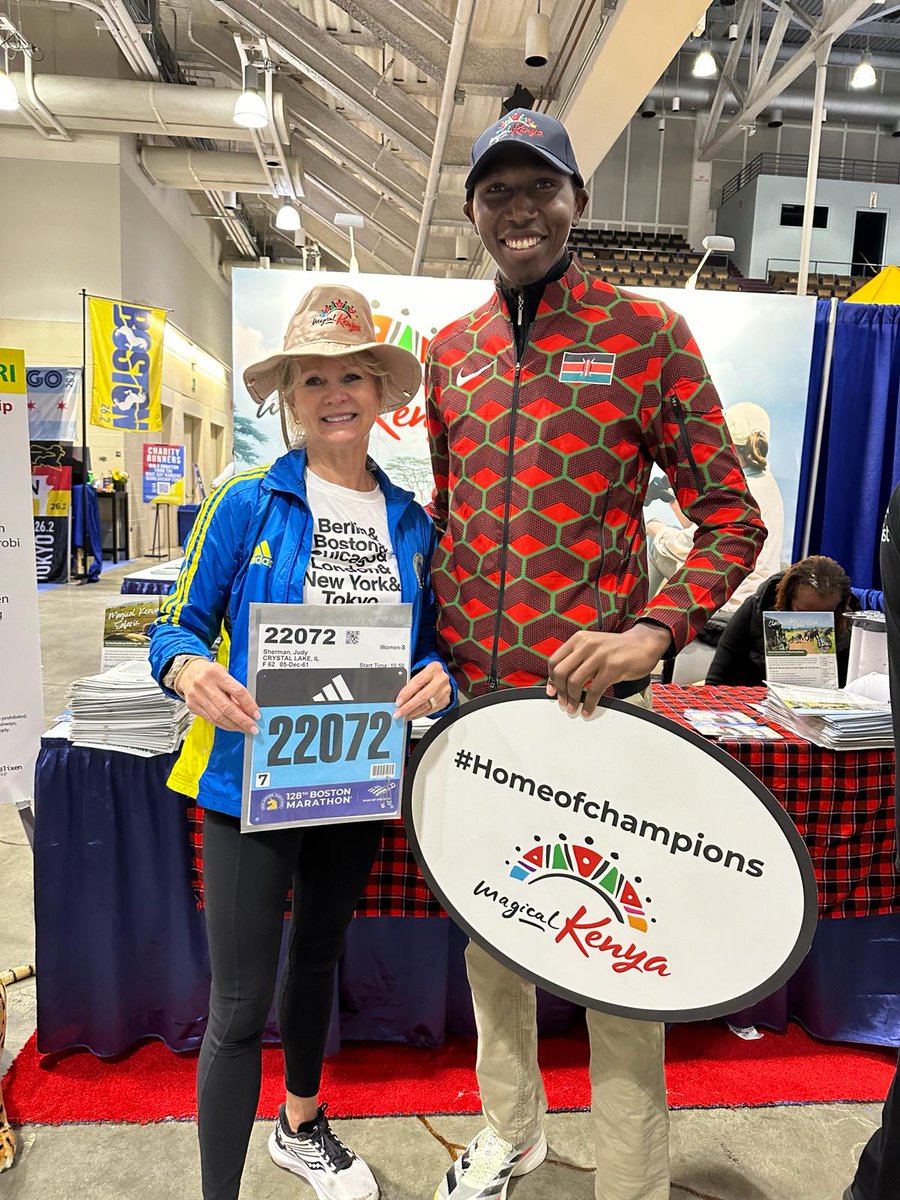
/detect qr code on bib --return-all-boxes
[345,630,360,645]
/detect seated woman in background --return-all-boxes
[706,555,858,687]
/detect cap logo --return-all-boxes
[311,298,362,334]
[488,111,543,147]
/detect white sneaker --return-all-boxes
[433,1126,548,1200]
[268,1103,379,1200]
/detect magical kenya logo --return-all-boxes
[473,834,672,978]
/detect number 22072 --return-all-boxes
[266,711,392,767]
[263,626,336,645]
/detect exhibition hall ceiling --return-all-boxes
[1,0,898,272]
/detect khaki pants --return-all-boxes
[464,688,670,1200]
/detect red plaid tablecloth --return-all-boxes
[187,685,899,921]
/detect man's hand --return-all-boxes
[176,659,261,735]
[546,623,673,717]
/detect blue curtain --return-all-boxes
[794,300,900,589]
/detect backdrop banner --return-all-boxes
[0,348,45,804]
[404,692,817,1021]
[89,297,166,432]
[30,440,73,584]
[26,366,80,442]
[233,273,815,562]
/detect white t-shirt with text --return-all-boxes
[303,469,402,606]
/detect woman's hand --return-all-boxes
[175,659,261,735]
[392,661,453,720]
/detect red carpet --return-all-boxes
[5,1024,896,1126]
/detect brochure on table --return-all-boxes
[101,598,160,669]
[763,610,838,689]
[242,603,411,832]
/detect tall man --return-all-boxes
[844,482,900,1200]
[424,110,767,1200]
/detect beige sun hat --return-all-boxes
[242,284,423,413]
[725,402,771,445]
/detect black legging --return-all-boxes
[197,808,383,1200]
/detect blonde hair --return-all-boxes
[277,351,389,450]
[736,430,769,471]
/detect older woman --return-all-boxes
[150,285,454,1200]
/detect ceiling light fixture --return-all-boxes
[233,63,268,129]
[274,200,301,232]
[850,53,876,90]
[334,212,364,274]
[692,45,718,79]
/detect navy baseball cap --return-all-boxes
[465,110,584,192]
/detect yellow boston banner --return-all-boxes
[89,297,166,432]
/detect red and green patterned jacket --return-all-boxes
[425,256,766,697]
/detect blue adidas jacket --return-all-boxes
[149,448,456,817]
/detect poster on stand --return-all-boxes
[763,610,839,689]
[143,443,185,504]
[26,366,80,442]
[30,440,73,584]
[0,348,45,805]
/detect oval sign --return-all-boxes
[403,691,817,1022]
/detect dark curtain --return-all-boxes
[794,301,900,589]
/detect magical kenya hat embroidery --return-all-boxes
[242,284,422,415]
[466,109,584,191]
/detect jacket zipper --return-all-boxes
[488,291,527,691]
[667,392,704,495]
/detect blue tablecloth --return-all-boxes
[70,485,103,582]
[177,504,200,550]
[33,736,900,1056]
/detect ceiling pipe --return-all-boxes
[140,146,303,194]
[648,79,900,125]
[411,0,475,275]
[0,72,292,144]
[704,38,900,73]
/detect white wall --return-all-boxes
[718,171,900,279]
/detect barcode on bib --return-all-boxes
[370,763,396,779]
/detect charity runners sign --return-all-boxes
[404,692,817,1021]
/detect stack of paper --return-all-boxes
[766,682,894,751]
[67,659,191,755]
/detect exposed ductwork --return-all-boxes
[649,80,900,126]
[140,146,303,194]
[0,72,291,145]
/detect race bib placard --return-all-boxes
[242,603,411,831]
[404,692,817,1021]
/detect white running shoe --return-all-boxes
[433,1126,548,1200]
[268,1102,379,1200]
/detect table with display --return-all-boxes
[33,686,900,1057]
[119,557,184,596]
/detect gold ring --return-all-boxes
[427,696,436,710]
